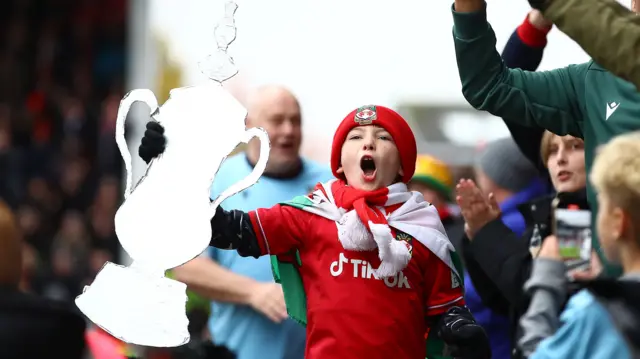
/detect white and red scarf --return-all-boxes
[295,179,458,278]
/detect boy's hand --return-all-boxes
[528,9,552,30]
[437,307,491,359]
[571,251,603,280]
[248,283,289,323]
[138,121,166,164]
[455,179,501,239]
[539,236,604,280]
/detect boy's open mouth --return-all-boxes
[360,155,377,182]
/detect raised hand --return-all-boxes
[528,9,552,30]
[138,121,166,164]
[455,179,501,239]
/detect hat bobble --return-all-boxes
[330,105,417,183]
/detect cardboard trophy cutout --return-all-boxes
[74,2,269,347]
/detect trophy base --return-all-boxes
[75,261,190,347]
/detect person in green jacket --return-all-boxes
[452,0,640,277]
[527,0,640,90]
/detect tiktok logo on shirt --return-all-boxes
[329,252,411,289]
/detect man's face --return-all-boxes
[249,90,302,172]
[337,125,402,191]
[633,0,638,12]
[546,135,586,193]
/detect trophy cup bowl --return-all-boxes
[75,81,271,347]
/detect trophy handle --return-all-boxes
[115,89,160,199]
[210,127,270,215]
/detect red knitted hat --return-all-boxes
[330,105,417,183]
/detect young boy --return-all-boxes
[138,105,490,359]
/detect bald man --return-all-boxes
[173,86,332,359]
[0,200,87,358]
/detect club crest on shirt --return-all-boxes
[451,271,461,289]
[354,105,377,125]
[396,231,413,257]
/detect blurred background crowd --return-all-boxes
[0,0,126,302]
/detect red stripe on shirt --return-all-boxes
[249,210,269,255]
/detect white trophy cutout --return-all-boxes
[74,2,269,347]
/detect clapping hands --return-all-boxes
[455,179,501,239]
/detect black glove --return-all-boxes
[437,306,491,359]
[138,121,166,164]
[209,206,261,258]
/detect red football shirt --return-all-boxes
[249,204,464,359]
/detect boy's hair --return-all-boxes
[591,132,640,238]
[539,131,556,165]
[539,131,585,166]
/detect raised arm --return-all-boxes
[452,0,586,138]
[172,204,308,323]
[532,0,640,90]
[501,10,553,176]
[206,204,307,257]
[502,10,551,71]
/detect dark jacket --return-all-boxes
[0,286,87,358]
[462,196,551,359]
[463,189,588,359]
[463,181,549,359]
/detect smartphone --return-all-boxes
[552,195,592,272]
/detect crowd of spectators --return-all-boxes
[0,0,127,304]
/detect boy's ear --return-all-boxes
[336,166,344,174]
[619,207,634,242]
[398,167,404,177]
